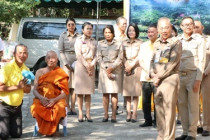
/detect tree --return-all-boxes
[0,0,40,24]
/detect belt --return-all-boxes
[179,70,196,76]
[86,58,93,63]
[67,51,75,54]
[0,100,22,108]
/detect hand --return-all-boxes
[46,98,56,108]
[152,77,160,87]
[125,65,132,73]
[23,84,31,93]
[106,67,113,74]
[40,96,49,107]
[18,78,28,89]
[107,73,115,80]
[65,64,74,71]
[193,80,201,93]
[204,64,210,75]
[87,64,94,76]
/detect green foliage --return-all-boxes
[0,0,40,24]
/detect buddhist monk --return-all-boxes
[31,51,69,136]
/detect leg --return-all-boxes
[66,90,71,112]
[70,89,76,112]
[0,103,10,139]
[77,94,83,120]
[126,96,131,120]
[10,106,22,138]
[142,82,153,123]
[85,95,91,119]
[111,93,118,120]
[132,96,139,120]
[103,93,109,119]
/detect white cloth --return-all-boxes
[139,40,154,82]
[0,38,3,51]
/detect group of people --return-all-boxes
[0,15,210,140]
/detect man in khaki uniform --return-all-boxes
[176,17,206,140]
[150,17,182,140]
[194,20,210,137]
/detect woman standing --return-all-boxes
[74,22,97,122]
[98,25,123,123]
[58,18,79,115]
[123,23,142,123]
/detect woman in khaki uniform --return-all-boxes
[122,23,142,123]
[58,18,79,115]
[74,22,97,122]
[98,25,123,123]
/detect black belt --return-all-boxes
[0,100,22,108]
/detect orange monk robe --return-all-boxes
[31,67,69,135]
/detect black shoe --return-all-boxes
[78,119,83,122]
[131,119,137,123]
[67,111,72,115]
[176,120,181,125]
[84,115,93,122]
[71,111,77,115]
[153,122,157,128]
[197,127,203,134]
[102,118,109,122]
[126,119,131,122]
[175,135,187,140]
[139,121,152,127]
[111,119,117,123]
[202,130,210,136]
[185,136,196,140]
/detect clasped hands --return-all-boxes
[40,96,56,108]
[106,67,114,80]
[86,63,94,76]
[125,65,132,75]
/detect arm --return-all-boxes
[97,43,106,70]
[74,38,89,68]
[58,34,68,66]
[111,43,123,69]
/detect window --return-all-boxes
[22,22,66,40]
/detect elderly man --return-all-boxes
[194,20,210,137]
[114,16,127,42]
[176,17,206,140]
[139,24,158,127]
[0,44,31,139]
[150,17,182,140]
[31,51,69,136]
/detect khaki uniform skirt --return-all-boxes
[123,66,141,97]
[74,60,95,95]
[98,65,122,94]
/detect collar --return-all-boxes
[81,34,93,41]
[67,31,78,37]
[126,38,138,43]
[104,39,116,45]
[11,59,27,71]
[180,33,197,41]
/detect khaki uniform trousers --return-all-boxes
[155,74,179,140]
[178,71,199,137]
[201,74,210,131]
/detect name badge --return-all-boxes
[154,50,161,63]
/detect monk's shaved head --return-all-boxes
[46,50,58,58]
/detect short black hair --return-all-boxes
[126,23,139,39]
[181,16,194,25]
[14,44,28,54]
[103,25,115,37]
[82,22,93,30]
[66,18,77,31]
[148,23,157,29]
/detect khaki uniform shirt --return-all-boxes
[74,35,97,67]
[58,31,80,65]
[97,39,123,70]
[123,39,142,68]
[178,33,206,81]
[150,37,182,80]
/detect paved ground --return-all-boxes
[9,88,210,140]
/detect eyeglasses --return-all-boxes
[182,22,194,28]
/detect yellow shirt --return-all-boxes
[0,59,29,106]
